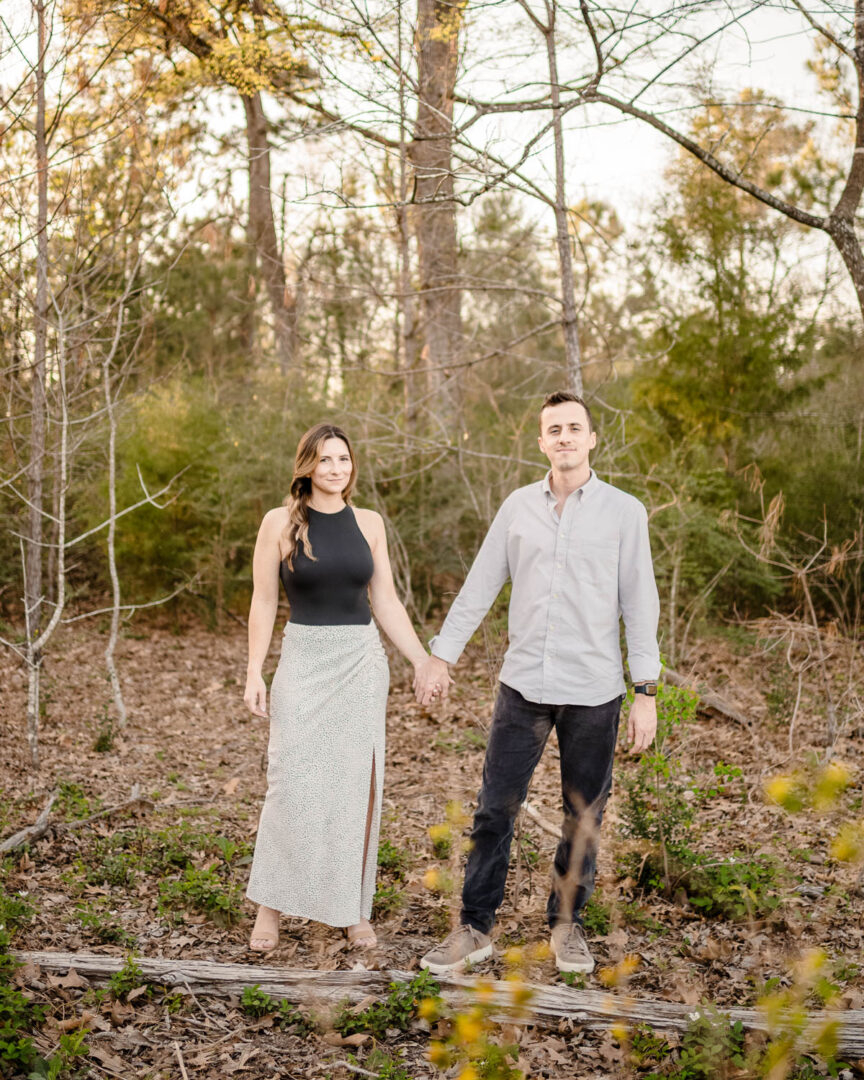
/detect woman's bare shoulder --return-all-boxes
[260,506,290,533]
[353,507,384,529]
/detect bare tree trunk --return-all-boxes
[242,92,297,375]
[523,0,583,393]
[543,1,582,394]
[398,0,420,423]
[26,0,49,639]
[103,308,128,729]
[24,0,51,768]
[409,0,463,407]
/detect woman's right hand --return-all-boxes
[244,673,268,718]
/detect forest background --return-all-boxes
[1,0,864,1077]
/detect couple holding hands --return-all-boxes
[242,390,660,976]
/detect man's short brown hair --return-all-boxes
[539,390,595,433]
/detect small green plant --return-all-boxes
[372,883,405,918]
[581,895,611,937]
[620,684,700,884]
[108,956,146,1000]
[161,991,186,1014]
[92,706,115,753]
[0,890,33,934]
[684,853,785,921]
[350,1047,411,1080]
[335,970,440,1040]
[377,840,409,880]
[560,970,586,989]
[159,867,243,925]
[239,985,312,1033]
[640,1007,745,1079]
[86,849,138,889]
[429,823,452,860]
[57,782,97,821]
[628,1024,672,1069]
[212,836,253,866]
[75,902,137,947]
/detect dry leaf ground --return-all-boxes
[0,616,862,1079]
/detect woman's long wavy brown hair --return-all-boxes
[281,423,358,569]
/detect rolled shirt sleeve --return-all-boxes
[429,498,512,664]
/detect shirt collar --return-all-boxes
[542,468,598,503]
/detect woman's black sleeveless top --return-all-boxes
[280,506,374,625]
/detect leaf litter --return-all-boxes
[0,618,862,1078]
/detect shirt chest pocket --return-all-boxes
[573,536,619,589]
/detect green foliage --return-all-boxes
[620,683,700,865]
[372,883,405,918]
[239,985,312,1034]
[334,970,440,1040]
[377,840,409,881]
[108,956,146,1000]
[158,867,243,925]
[0,892,33,936]
[621,683,786,919]
[349,1047,411,1080]
[0,928,89,1079]
[92,706,115,753]
[581,895,611,937]
[684,854,785,921]
[640,1008,746,1079]
[56,784,97,822]
[75,901,136,947]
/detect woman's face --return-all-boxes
[309,437,353,497]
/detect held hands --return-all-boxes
[413,654,453,707]
[244,672,268,718]
[627,693,657,754]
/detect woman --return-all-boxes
[243,422,444,951]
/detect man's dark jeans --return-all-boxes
[461,682,621,935]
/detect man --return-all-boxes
[414,390,660,975]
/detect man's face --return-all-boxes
[538,402,596,473]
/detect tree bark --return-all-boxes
[27,0,49,638]
[542,0,583,394]
[242,92,297,375]
[409,0,464,407]
[24,0,51,769]
[15,952,864,1054]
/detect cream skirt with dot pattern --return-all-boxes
[246,621,390,926]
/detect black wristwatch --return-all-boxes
[633,681,659,696]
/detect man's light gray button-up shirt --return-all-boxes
[429,470,661,706]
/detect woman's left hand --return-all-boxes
[244,673,269,718]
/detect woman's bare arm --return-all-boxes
[244,508,286,717]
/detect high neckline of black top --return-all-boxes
[308,504,350,517]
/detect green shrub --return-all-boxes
[372,884,405,918]
[0,892,33,935]
[56,783,97,821]
[377,840,409,881]
[239,986,312,1034]
[581,895,611,937]
[75,902,137,947]
[108,956,146,1000]
[335,970,440,1040]
[158,867,243,925]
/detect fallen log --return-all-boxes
[15,951,864,1056]
[0,786,151,854]
[663,668,751,727]
[0,790,58,854]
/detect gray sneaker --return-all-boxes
[420,925,493,974]
[550,922,595,974]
